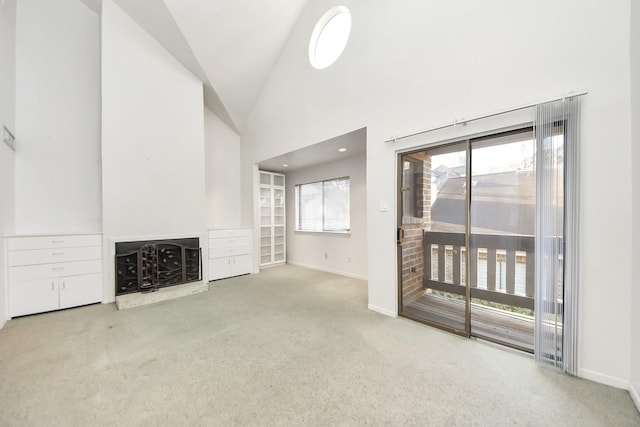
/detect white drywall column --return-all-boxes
[14,0,101,233]
[101,0,205,302]
[242,0,634,387]
[629,0,640,410]
[205,107,241,228]
[0,0,16,327]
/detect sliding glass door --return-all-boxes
[398,142,468,335]
[468,129,536,351]
[398,128,541,351]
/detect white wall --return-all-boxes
[0,0,16,134]
[630,0,640,410]
[101,0,206,301]
[242,0,634,387]
[14,0,101,234]
[285,154,367,280]
[0,0,16,327]
[204,107,241,228]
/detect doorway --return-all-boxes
[398,127,542,352]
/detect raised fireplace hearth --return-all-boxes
[115,238,202,296]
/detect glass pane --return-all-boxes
[273,174,284,187]
[401,159,421,218]
[274,189,284,207]
[469,129,535,352]
[260,172,271,185]
[323,178,350,232]
[260,189,271,208]
[297,183,322,231]
[400,143,468,333]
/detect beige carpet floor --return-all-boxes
[0,264,638,426]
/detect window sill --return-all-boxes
[294,230,351,236]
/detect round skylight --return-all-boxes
[309,6,352,70]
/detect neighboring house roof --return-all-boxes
[431,170,545,236]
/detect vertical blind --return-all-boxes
[534,95,581,374]
[296,177,350,232]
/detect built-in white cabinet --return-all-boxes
[259,171,286,267]
[208,229,253,281]
[6,234,102,317]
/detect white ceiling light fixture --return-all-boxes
[338,147,348,153]
[309,6,352,70]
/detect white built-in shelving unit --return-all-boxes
[259,171,286,267]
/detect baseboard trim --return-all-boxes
[0,317,6,330]
[368,304,397,318]
[629,381,640,413]
[286,261,368,281]
[579,368,629,390]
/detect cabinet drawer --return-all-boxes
[209,245,251,259]
[208,229,251,239]
[9,259,102,282]
[208,236,251,249]
[8,246,102,266]
[8,234,101,251]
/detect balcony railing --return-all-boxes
[423,231,545,311]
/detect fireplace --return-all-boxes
[115,238,202,296]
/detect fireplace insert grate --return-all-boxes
[115,238,201,296]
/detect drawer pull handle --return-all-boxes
[51,282,55,291]
[51,240,65,244]
[62,281,66,290]
[52,267,65,271]
[52,252,65,256]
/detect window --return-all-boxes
[295,177,350,232]
[308,6,352,70]
[401,157,423,218]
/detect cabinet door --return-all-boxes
[231,255,253,276]
[209,257,233,281]
[260,226,272,265]
[59,273,102,309]
[9,278,59,317]
[273,188,285,226]
[260,187,272,226]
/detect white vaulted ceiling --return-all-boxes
[79,0,308,132]
[164,0,308,133]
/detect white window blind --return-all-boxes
[296,177,350,232]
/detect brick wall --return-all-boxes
[401,221,425,303]
[401,154,431,306]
